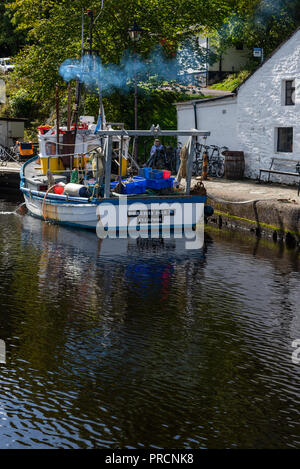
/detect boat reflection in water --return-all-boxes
[21,214,208,306]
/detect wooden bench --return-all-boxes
[259,157,300,195]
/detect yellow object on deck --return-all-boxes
[40,156,64,174]
[40,155,87,174]
[119,156,127,176]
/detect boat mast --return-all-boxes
[73,9,85,145]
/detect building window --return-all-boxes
[285,80,295,105]
[277,127,293,153]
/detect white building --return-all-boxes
[180,36,250,85]
[175,28,300,180]
[199,36,250,83]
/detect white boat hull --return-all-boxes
[24,192,98,228]
[22,190,205,233]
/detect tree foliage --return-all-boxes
[2,0,300,130]
[6,0,232,98]
[0,1,25,56]
[208,0,300,57]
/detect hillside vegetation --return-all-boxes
[209,71,252,91]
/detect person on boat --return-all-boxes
[88,146,104,180]
[150,139,164,157]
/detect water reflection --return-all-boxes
[0,201,299,449]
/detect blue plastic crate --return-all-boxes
[149,170,163,179]
[138,167,152,179]
[110,176,146,195]
[146,177,175,190]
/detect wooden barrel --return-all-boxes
[223,151,245,180]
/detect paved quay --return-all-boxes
[0,161,22,172]
[0,162,22,189]
[197,178,300,244]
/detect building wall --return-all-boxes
[209,46,250,73]
[177,103,197,146]
[0,121,8,147]
[0,119,24,147]
[176,96,238,149]
[237,29,300,180]
[198,36,250,73]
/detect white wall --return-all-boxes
[237,29,300,180]
[176,96,238,149]
[209,46,250,73]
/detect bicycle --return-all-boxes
[0,144,20,166]
[192,143,228,178]
[192,142,206,176]
[208,145,228,178]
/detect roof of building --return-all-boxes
[0,116,27,122]
[235,26,300,92]
[174,93,236,106]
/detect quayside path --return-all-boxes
[199,178,300,244]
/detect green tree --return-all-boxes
[6,0,232,99]
[4,0,300,131]
[0,0,25,56]
[207,0,300,58]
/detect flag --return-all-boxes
[94,103,106,134]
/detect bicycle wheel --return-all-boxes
[210,162,217,177]
[0,148,7,166]
[197,160,203,176]
[192,160,200,176]
[216,162,225,178]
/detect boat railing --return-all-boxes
[35,127,210,198]
[93,127,211,198]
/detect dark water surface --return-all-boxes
[0,194,299,449]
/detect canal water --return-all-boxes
[0,194,299,449]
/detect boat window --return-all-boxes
[45,142,57,155]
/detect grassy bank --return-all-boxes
[209,70,251,91]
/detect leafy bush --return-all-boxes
[9,90,38,119]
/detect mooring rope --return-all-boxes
[207,193,291,205]
[42,185,57,221]
[0,202,26,216]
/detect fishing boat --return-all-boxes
[20,122,211,234]
[19,8,212,236]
